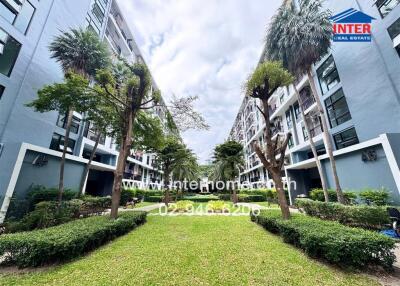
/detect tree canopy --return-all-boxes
[265,0,332,76]
[245,61,293,100]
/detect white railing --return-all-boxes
[122,179,163,190]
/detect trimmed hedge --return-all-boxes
[251,210,395,269]
[0,211,147,267]
[295,199,390,230]
[182,194,219,202]
[309,189,357,204]
[237,194,265,202]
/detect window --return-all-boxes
[305,112,323,138]
[91,0,106,26]
[375,0,400,18]
[299,86,315,110]
[302,126,309,141]
[286,110,292,129]
[0,0,35,34]
[56,113,81,134]
[288,136,294,149]
[0,28,21,76]
[325,88,352,128]
[388,18,400,57]
[279,93,285,104]
[50,133,76,154]
[333,127,359,150]
[317,55,340,94]
[86,15,100,35]
[293,102,301,121]
[0,84,4,99]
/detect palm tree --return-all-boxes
[49,28,110,203]
[265,0,345,204]
[172,149,199,199]
[212,140,244,203]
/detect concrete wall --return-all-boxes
[13,150,85,199]
[321,144,400,204]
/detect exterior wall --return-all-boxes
[13,150,85,199]
[0,0,173,220]
[229,0,400,201]
[0,0,92,206]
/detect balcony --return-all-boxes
[299,86,315,111]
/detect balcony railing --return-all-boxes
[299,86,315,111]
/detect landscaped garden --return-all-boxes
[0,216,379,286]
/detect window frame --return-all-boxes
[0,84,4,100]
[0,27,22,77]
[324,88,352,128]
[333,127,359,150]
[317,55,341,95]
[375,0,400,18]
[0,0,36,34]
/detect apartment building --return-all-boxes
[230,0,400,204]
[0,0,171,222]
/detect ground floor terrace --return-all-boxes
[0,215,387,286]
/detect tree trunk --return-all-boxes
[58,109,74,205]
[271,170,290,219]
[306,69,344,204]
[293,85,329,202]
[110,111,135,219]
[78,131,102,197]
[232,188,238,204]
[163,169,170,207]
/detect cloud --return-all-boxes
[117,0,281,163]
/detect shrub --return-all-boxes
[251,209,395,269]
[146,196,164,202]
[218,194,231,201]
[27,185,76,207]
[237,194,265,202]
[359,188,390,206]
[169,200,193,212]
[80,196,111,216]
[120,189,136,206]
[4,200,82,233]
[182,194,219,202]
[309,189,357,204]
[0,211,147,267]
[207,200,228,212]
[6,185,77,220]
[295,199,390,230]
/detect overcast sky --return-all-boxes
[117,0,281,164]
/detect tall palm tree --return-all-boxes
[49,28,110,203]
[212,141,244,203]
[172,149,199,199]
[265,0,345,203]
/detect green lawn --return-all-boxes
[0,216,378,286]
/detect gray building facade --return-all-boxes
[229,0,400,204]
[0,0,170,222]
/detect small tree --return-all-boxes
[154,136,193,206]
[265,0,344,204]
[245,61,294,219]
[212,140,244,203]
[94,61,154,219]
[27,73,93,203]
[28,28,109,204]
